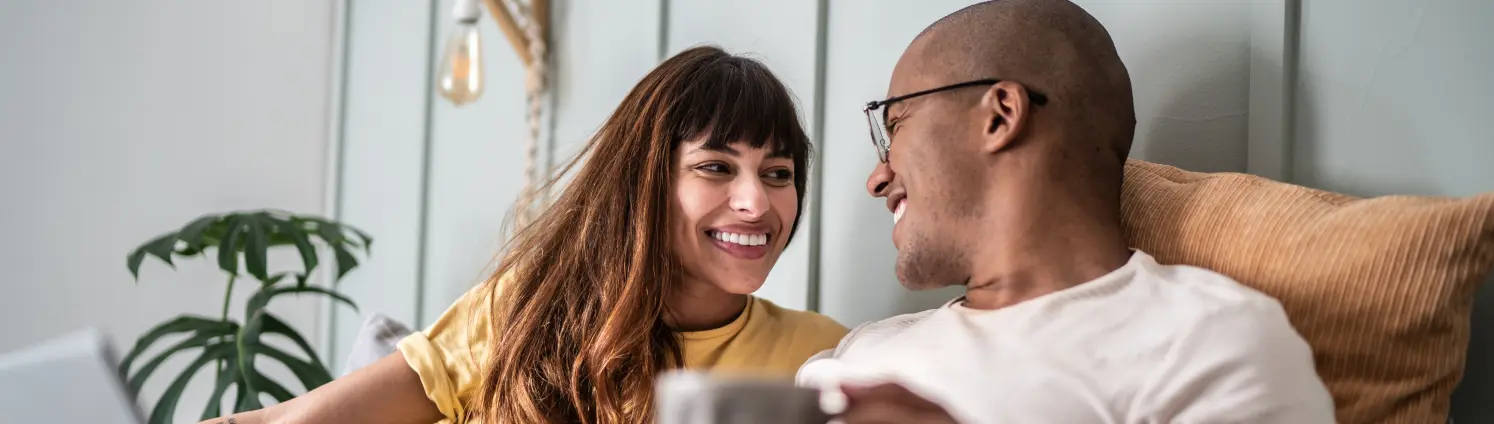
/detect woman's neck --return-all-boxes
[665,279,749,332]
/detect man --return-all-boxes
[796,1,1336,423]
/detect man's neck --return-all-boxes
[961,170,1132,310]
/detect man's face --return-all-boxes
[866,43,986,290]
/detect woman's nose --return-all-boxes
[730,177,770,219]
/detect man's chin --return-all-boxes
[895,254,962,291]
[894,265,937,291]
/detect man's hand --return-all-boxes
[837,383,960,424]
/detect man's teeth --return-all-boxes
[714,231,769,246]
[893,200,906,224]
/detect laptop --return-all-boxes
[0,327,147,424]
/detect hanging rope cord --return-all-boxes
[514,2,548,228]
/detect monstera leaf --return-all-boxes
[121,210,370,423]
[126,210,372,286]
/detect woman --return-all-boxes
[209,46,847,424]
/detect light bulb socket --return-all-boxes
[452,0,482,23]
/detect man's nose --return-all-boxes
[866,161,894,198]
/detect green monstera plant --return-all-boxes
[120,210,371,423]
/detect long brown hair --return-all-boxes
[472,45,812,423]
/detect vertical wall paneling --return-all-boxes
[318,0,352,365]
[324,1,436,373]
[1246,0,1299,181]
[657,0,671,62]
[805,0,831,313]
[665,0,823,311]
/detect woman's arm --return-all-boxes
[197,353,444,424]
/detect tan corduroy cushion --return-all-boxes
[1118,159,1494,423]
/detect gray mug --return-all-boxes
[655,370,830,424]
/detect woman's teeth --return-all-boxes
[893,200,906,224]
[713,231,768,246]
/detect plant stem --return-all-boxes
[214,274,236,411]
[222,275,236,321]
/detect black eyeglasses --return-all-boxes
[863,78,1048,163]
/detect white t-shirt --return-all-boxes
[797,250,1336,424]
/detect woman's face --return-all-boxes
[672,137,799,296]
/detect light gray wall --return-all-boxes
[1291,0,1494,421]
[0,0,337,421]
[1294,0,1494,199]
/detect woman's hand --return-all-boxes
[837,383,959,424]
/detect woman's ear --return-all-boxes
[978,81,1031,154]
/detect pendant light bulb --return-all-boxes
[438,0,484,106]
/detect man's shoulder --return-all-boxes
[1064,251,1303,361]
[794,308,943,386]
[1132,250,1284,316]
[1131,251,1304,352]
[834,308,943,353]
[1129,256,1332,421]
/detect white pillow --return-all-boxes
[340,313,413,377]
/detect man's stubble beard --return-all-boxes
[894,207,976,291]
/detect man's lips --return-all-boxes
[886,190,907,215]
[893,199,906,225]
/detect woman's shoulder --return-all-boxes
[748,297,850,343]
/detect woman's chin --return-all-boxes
[713,279,767,296]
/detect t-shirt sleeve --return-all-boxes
[397,284,496,424]
[795,320,867,382]
[1136,298,1336,423]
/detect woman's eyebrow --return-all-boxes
[691,144,740,156]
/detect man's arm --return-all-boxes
[1135,299,1336,423]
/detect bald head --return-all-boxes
[896,0,1136,162]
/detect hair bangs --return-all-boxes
[670,55,811,161]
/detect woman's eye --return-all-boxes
[764,169,794,184]
[697,163,731,174]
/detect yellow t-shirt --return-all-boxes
[397,285,849,424]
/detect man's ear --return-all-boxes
[977,81,1031,154]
